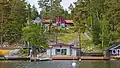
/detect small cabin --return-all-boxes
[105,42,120,57]
[46,43,80,56]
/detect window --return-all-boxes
[56,49,61,55]
[61,49,67,55]
[55,49,67,55]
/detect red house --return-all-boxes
[43,18,74,28]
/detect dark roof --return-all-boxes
[105,42,120,51]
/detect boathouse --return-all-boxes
[46,43,80,56]
[105,42,120,57]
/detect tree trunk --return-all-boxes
[32,47,37,57]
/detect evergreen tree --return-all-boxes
[3,0,28,43]
[72,0,88,47]
[31,5,39,20]
[0,0,12,46]
[104,0,120,42]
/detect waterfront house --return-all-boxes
[105,42,120,57]
[46,43,80,56]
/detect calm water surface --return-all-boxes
[0,60,120,68]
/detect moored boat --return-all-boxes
[38,57,52,61]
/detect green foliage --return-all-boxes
[73,1,89,33]
[88,0,104,45]
[1,0,28,43]
[99,16,110,49]
[0,0,40,45]
[31,5,39,20]
[104,0,120,41]
[22,23,48,48]
[20,49,29,56]
[38,0,71,20]
[72,0,89,48]
[88,0,120,49]
[71,0,120,50]
[38,0,72,45]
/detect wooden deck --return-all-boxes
[0,56,110,61]
[52,56,109,60]
[80,56,109,60]
[52,56,77,60]
[0,56,30,60]
[110,56,120,60]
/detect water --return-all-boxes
[0,60,120,68]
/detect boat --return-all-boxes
[38,57,52,61]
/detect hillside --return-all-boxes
[56,29,102,53]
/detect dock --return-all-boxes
[110,56,120,60]
[52,56,109,60]
[80,56,109,60]
[0,56,110,61]
[0,56,30,60]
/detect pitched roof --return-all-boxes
[71,47,81,49]
[43,19,50,23]
[48,43,80,49]
[43,19,73,24]
[65,20,74,24]
[105,42,120,50]
[48,43,73,46]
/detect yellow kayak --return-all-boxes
[0,50,10,55]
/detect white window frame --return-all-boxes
[55,49,67,55]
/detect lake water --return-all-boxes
[0,60,120,68]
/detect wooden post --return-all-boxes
[78,29,81,60]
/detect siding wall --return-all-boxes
[72,49,77,56]
[108,46,120,56]
[46,46,77,56]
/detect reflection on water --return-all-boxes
[79,60,120,68]
[0,60,78,68]
[0,60,120,68]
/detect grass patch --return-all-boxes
[58,32,89,44]
[57,30,102,52]
[58,32,77,44]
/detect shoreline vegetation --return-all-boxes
[1,0,120,59]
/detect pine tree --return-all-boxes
[3,0,28,43]
[31,5,39,20]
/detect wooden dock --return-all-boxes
[52,56,109,60]
[0,56,30,60]
[80,56,109,60]
[0,56,110,61]
[110,56,120,60]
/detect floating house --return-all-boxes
[46,43,80,56]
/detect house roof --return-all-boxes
[105,42,120,51]
[48,43,81,49]
[43,19,50,23]
[48,43,74,47]
[43,19,73,24]
[65,20,74,24]
[71,47,81,49]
